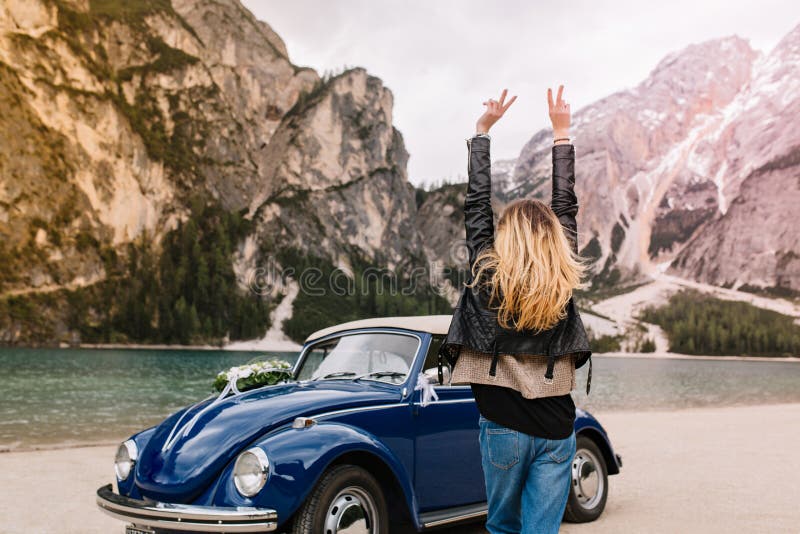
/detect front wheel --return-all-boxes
[291,464,389,534]
[564,435,609,523]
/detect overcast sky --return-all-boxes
[242,1,800,186]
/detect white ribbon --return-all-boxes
[414,372,439,407]
[161,366,287,452]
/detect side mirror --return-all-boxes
[423,366,450,386]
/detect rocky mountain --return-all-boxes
[507,36,761,285]
[0,0,444,345]
[669,27,800,293]
[421,27,800,295]
[2,1,797,346]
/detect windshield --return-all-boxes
[295,332,420,385]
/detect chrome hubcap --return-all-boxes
[571,447,604,509]
[324,486,378,533]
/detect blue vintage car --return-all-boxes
[97,315,621,533]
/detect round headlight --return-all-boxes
[233,447,270,497]
[114,439,138,481]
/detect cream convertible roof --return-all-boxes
[305,315,453,343]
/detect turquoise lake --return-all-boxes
[1,348,799,450]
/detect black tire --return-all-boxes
[291,464,389,534]
[564,435,609,523]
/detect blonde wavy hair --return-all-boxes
[468,199,589,333]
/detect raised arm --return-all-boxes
[548,85,578,253]
[465,89,517,268]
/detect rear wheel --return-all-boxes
[564,435,608,523]
[292,464,389,534]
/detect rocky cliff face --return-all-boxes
[246,69,424,272]
[509,36,760,286]
[1,0,308,289]
[0,0,436,344]
[3,1,797,344]
[421,27,798,294]
[670,26,800,293]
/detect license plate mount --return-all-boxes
[126,526,155,534]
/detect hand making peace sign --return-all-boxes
[476,88,517,134]
[548,85,571,144]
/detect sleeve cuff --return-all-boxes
[552,143,575,158]
[468,135,491,152]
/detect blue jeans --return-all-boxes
[478,414,576,534]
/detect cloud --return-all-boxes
[243,0,800,185]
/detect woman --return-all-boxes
[440,86,592,534]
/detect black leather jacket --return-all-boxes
[438,135,592,390]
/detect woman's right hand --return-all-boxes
[548,85,571,143]
[476,89,517,134]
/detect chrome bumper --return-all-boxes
[96,484,278,532]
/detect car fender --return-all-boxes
[211,421,417,529]
[116,426,157,498]
[575,410,621,475]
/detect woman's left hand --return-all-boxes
[476,89,517,134]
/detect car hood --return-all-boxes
[135,380,400,501]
